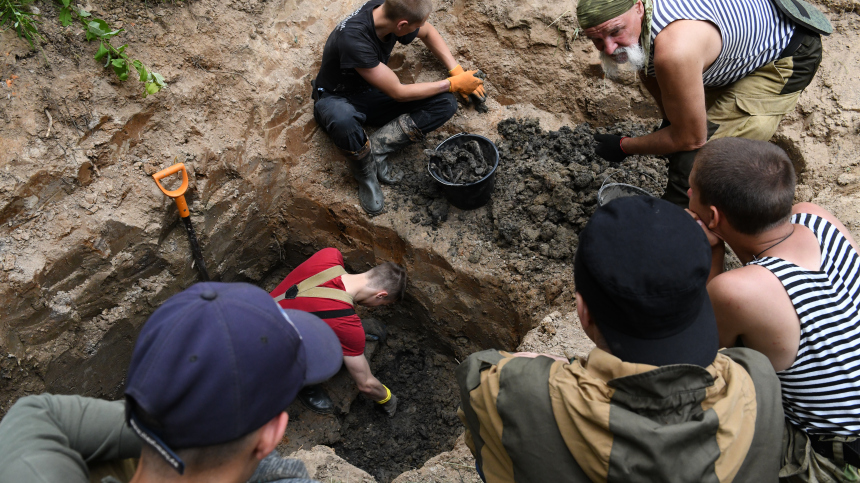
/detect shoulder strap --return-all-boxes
[769,0,832,35]
[309,308,357,319]
[273,265,354,305]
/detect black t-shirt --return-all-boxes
[315,0,419,94]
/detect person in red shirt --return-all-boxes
[271,248,406,416]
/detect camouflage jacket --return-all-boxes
[457,348,784,482]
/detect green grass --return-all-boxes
[1,0,43,47]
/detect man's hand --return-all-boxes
[449,64,487,102]
[448,65,469,99]
[593,134,629,164]
[470,83,486,102]
[685,208,722,248]
[448,70,483,96]
[381,394,397,417]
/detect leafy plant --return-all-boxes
[56,0,165,97]
[0,0,43,47]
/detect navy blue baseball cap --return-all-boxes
[125,282,342,474]
[573,196,719,367]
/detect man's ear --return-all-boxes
[708,205,721,230]
[254,412,289,460]
[375,290,389,300]
[396,19,410,31]
[575,292,592,331]
[575,292,610,352]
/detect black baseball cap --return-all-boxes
[573,196,719,367]
[125,282,342,474]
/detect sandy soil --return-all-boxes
[1,0,859,480]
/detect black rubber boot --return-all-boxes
[370,114,424,185]
[345,140,384,215]
[298,385,334,415]
[661,149,698,209]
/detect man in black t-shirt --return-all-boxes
[313,0,483,215]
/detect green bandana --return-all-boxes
[640,0,653,66]
[576,0,636,29]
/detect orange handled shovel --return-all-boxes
[152,163,210,281]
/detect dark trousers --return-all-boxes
[313,87,458,153]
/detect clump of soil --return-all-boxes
[426,139,492,184]
[389,118,667,262]
[490,118,667,261]
[333,341,461,483]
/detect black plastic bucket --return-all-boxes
[428,133,499,210]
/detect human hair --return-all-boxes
[139,430,257,478]
[383,0,432,24]
[366,262,407,302]
[693,138,795,235]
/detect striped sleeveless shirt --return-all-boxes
[647,0,795,87]
[747,213,860,436]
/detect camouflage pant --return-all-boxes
[781,421,860,483]
[661,32,823,207]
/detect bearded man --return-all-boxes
[577,0,829,207]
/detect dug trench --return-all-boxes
[266,117,667,482]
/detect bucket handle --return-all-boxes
[600,171,623,191]
[599,173,613,191]
[446,132,469,141]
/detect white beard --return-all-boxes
[600,44,647,79]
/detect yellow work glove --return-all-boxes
[448,65,485,100]
[471,84,486,102]
[447,70,483,97]
[448,65,468,99]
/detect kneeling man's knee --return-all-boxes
[439,92,458,120]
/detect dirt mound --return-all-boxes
[389,118,667,262]
[491,118,666,261]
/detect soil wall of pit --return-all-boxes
[1,0,860,471]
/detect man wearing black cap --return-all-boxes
[0,282,343,483]
[456,196,785,482]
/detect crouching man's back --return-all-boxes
[457,196,785,482]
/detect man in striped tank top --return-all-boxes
[576,0,827,209]
[687,138,860,481]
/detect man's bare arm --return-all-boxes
[622,20,721,155]
[709,270,801,371]
[343,354,388,400]
[793,203,860,253]
[416,22,457,72]
[356,63,450,102]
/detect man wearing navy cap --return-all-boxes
[456,196,785,482]
[0,282,343,483]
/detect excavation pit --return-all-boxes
[1,0,855,480]
[332,340,462,482]
[272,117,669,480]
